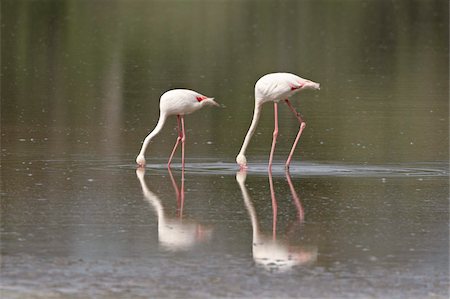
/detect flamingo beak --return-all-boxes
[207,98,220,107]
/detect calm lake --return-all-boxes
[1,0,449,298]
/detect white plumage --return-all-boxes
[136,89,219,167]
[237,72,320,170]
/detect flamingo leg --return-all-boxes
[285,169,304,222]
[268,170,277,240]
[167,166,185,218]
[181,115,186,170]
[180,164,185,217]
[268,102,279,170]
[284,99,306,169]
[167,115,182,168]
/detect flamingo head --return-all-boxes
[136,154,146,167]
[236,169,247,184]
[136,167,145,179]
[302,80,320,90]
[236,153,248,169]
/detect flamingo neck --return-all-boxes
[237,176,260,242]
[137,172,166,223]
[138,113,167,157]
[237,102,262,157]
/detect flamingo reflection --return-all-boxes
[136,168,212,251]
[236,170,317,271]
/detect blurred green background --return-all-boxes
[2,0,448,164]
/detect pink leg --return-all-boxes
[268,102,279,171]
[167,167,180,199]
[167,115,182,168]
[180,115,186,170]
[167,165,185,218]
[179,118,185,218]
[268,170,277,240]
[285,169,304,222]
[180,165,185,217]
[168,167,181,216]
[285,99,306,169]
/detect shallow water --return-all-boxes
[1,0,449,298]
[1,157,448,298]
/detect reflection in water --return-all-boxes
[237,170,317,272]
[136,168,212,251]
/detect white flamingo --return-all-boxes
[136,168,212,251]
[236,73,320,170]
[136,89,219,168]
[236,170,317,272]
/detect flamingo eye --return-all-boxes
[290,84,303,91]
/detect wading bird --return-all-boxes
[236,73,320,170]
[236,170,317,272]
[136,89,219,168]
[136,168,212,251]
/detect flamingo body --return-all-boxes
[255,73,319,103]
[136,168,212,251]
[237,72,320,169]
[136,89,219,167]
[236,171,317,272]
[160,89,211,116]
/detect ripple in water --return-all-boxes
[115,160,448,178]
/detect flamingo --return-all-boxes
[236,73,320,170]
[136,89,219,168]
[136,168,212,251]
[236,170,317,271]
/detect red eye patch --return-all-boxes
[290,83,304,91]
[196,96,207,102]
